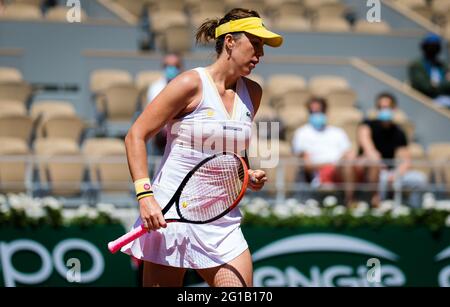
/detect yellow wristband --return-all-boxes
[137,193,154,201]
[134,177,152,195]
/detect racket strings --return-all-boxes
[178,154,245,222]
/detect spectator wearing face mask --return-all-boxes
[144,53,183,156]
[357,92,427,208]
[292,97,357,206]
[146,53,184,105]
[408,33,450,108]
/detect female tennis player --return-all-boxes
[121,8,283,287]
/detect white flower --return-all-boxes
[97,203,116,216]
[446,215,450,227]
[379,200,394,213]
[0,194,7,205]
[391,206,411,218]
[273,204,291,219]
[25,205,46,219]
[435,201,450,212]
[8,194,29,210]
[304,206,322,217]
[0,202,10,214]
[285,198,300,207]
[332,205,346,216]
[42,197,62,210]
[245,197,270,215]
[75,204,90,217]
[356,201,369,212]
[371,208,385,217]
[259,207,271,218]
[62,209,77,220]
[323,196,338,208]
[351,209,366,218]
[291,204,306,216]
[422,193,436,210]
[305,199,319,209]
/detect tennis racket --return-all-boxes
[108,151,249,254]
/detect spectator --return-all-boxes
[408,33,450,108]
[292,97,357,206]
[146,53,184,105]
[357,92,427,208]
[145,53,184,156]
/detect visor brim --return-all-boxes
[244,27,283,47]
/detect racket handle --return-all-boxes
[108,224,148,254]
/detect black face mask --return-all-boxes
[422,43,441,62]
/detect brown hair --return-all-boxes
[195,8,260,55]
[306,97,328,114]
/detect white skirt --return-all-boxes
[120,186,248,269]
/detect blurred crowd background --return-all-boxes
[0,0,449,210]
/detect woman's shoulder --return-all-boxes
[169,69,202,95]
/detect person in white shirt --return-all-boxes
[146,53,184,104]
[292,97,357,206]
[146,54,184,156]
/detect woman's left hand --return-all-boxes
[248,169,267,191]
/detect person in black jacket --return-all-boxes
[408,33,450,108]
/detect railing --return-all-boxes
[0,155,448,207]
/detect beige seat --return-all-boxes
[82,138,130,192]
[225,0,264,11]
[189,0,225,15]
[253,104,277,122]
[427,143,450,189]
[13,0,43,6]
[45,6,88,22]
[314,2,346,18]
[267,74,307,105]
[314,17,351,32]
[0,3,42,20]
[303,0,339,10]
[0,99,27,116]
[0,67,23,83]
[0,114,33,143]
[115,0,145,17]
[151,0,185,14]
[135,70,164,107]
[161,24,193,53]
[37,114,85,143]
[191,11,224,29]
[309,75,349,96]
[405,143,431,179]
[272,17,311,31]
[250,138,299,196]
[278,105,308,142]
[0,137,29,193]
[272,1,305,18]
[431,0,450,14]
[90,69,133,94]
[34,138,85,196]
[354,20,391,34]
[30,100,76,121]
[0,82,33,108]
[135,70,164,93]
[97,83,140,123]
[328,107,363,127]
[325,88,357,109]
[150,11,189,33]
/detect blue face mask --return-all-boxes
[165,65,180,81]
[377,108,393,122]
[309,113,327,130]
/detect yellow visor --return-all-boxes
[215,17,283,47]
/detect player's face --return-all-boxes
[233,33,264,76]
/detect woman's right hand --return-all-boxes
[139,196,167,231]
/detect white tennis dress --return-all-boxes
[121,67,254,269]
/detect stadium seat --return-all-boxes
[97,83,140,123]
[314,2,347,18]
[0,3,42,20]
[37,114,85,144]
[135,70,164,107]
[0,67,23,83]
[313,17,351,32]
[82,138,131,193]
[0,114,33,143]
[0,99,27,116]
[427,143,450,191]
[33,138,86,196]
[406,142,431,179]
[30,100,76,120]
[161,24,193,53]
[308,75,349,96]
[0,82,33,108]
[272,17,311,31]
[90,69,133,94]
[267,74,307,106]
[325,88,357,109]
[0,137,29,193]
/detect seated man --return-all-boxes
[408,33,450,108]
[357,92,427,208]
[292,97,356,206]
